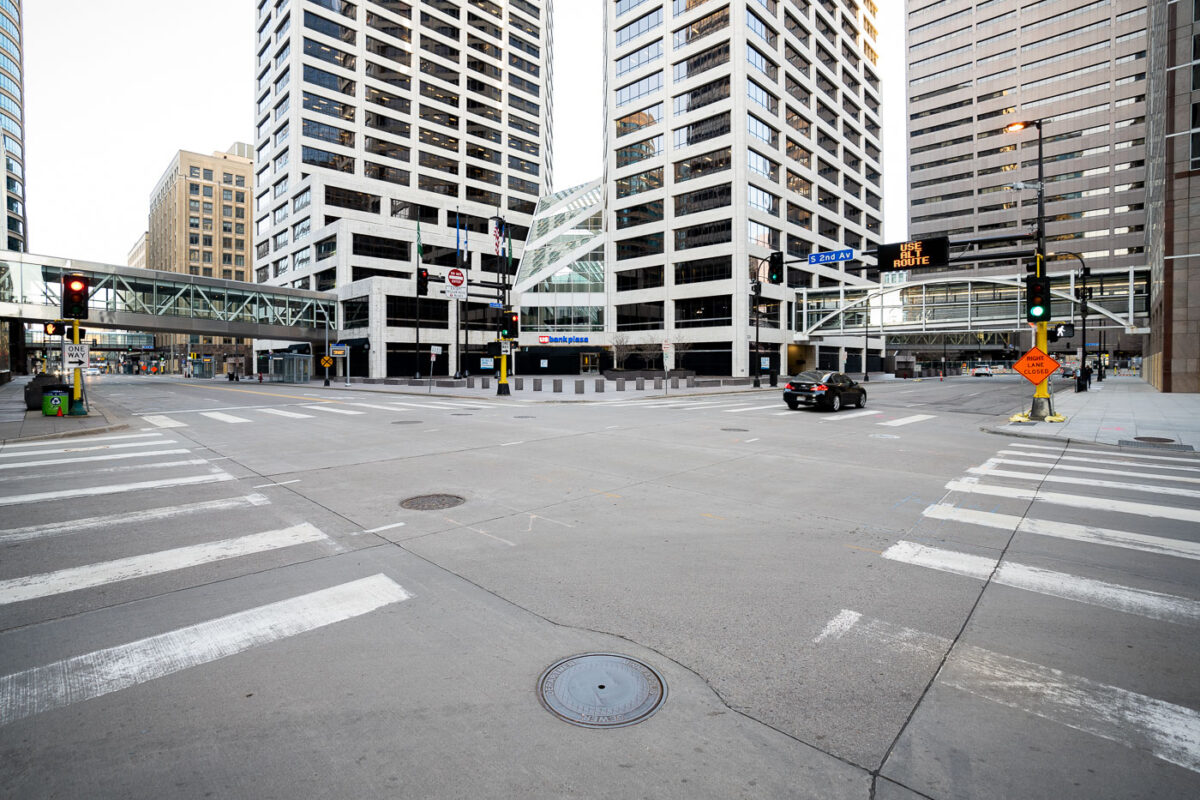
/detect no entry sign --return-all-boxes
[445,267,467,301]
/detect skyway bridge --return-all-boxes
[0,251,335,342]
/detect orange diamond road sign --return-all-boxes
[1013,346,1060,385]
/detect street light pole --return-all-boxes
[1006,118,1054,420]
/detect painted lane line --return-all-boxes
[1008,442,1200,465]
[0,440,175,460]
[499,441,523,447]
[821,410,882,422]
[364,522,406,533]
[199,412,252,424]
[968,464,1200,500]
[348,403,407,411]
[0,574,412,726]
[878,414,937,427]
[0,524,329,605]
[988,456,1200,484]
[745,438,761,443]
[0,433,165,451]
[0,471,236,508]
[0,495,271,545]
[0,449,192,472]
[945,479,1200,524]
[257,408,314,419]
[813,610,1200,774]
[882,541,1200,626]
[302,405,365,415]
[995,449,1200,474]
[142,415,188,428]
[921,504,1200,562]
[252,480,301,488]
[722,404,783,413]
[605,425,620,429]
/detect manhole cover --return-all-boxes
[721,427,748,432]
[451,413,472,416]
[538,653,666,729]
[514,415,535,419]
[1134,436,1176,444]
[393,420,422,425]
[400,494,464,511]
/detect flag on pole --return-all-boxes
[506,225,513,273]
[455,211,461,267]
[416,220,423,261]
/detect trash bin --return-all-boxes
[769,371,779,387]
[42,386,70,416]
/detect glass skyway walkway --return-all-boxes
[0,251,334,341]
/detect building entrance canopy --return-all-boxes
[0,251,334,342]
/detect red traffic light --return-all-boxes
[67,279,86,292]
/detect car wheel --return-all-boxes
[828,393,841,412]
[856,392,866,408]
[786,398,799,410]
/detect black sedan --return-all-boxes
[783,370,867,412]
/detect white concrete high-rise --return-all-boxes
[1,0,25,253]
[602,0,883,376]
[252,0,553,378]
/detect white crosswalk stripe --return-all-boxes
[881,540,1200,625]
[0,433,166,450]
[968,463,1200,500]
[0,470,236,508]
[0,574,412,726]
[722,404,782,413]
[199,411,251,424]
[143,415,187,428]
[0,439,176,459]
[303,405,365,415]
[0,524,329,605]
[820,410,881,422]
[813,609,1200,774]
[877,414,936,427]
[257,408,314,419]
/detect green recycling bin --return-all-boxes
[42,388,69,416]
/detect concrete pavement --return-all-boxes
[0,376,126,443]
[992,375,1200,451]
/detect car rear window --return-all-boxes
[793,370,826,382]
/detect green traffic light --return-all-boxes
[1030,304,1046,318]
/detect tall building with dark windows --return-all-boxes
[252,0,553,379]
[905,1,1150,275]
[1145,0,1199,392]
[603,0,883,376]
[1,0,25,252]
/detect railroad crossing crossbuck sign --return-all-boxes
[1013,347,1060,386]
[320,356,333,368]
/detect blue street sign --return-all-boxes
[808,249,855,265]
[488,302,504,308]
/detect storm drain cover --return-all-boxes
[721,427,749,432]
[537,653,666,729]
[1134,436,1175,444]
[400,494,464,511]
[392,420,422,425]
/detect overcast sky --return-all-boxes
[23,0,906,266]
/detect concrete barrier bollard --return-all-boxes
[654,378,663,390]
[636,377,645,390]
[482,377,490,389]
[466,377,475,388]
[670,377,678,389]
[686,376,695,388]
[514,377,524,390]
[553,379,563,393]
[616,378,625,391]
[595,379,604,393]
[534,378,543,391]
[575,379,584,394]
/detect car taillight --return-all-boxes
[814,384,828,391]
[785,383,796,390]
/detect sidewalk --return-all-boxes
[0,376,126,444]
[990,375,1200,452]
[302,373,792,403]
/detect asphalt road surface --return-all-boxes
[1,374,1195,799]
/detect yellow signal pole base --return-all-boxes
[1046,414,1066,423]
[1010,412,1031,422]
[497,352,511,396]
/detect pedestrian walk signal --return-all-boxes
[44,321,68,336]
